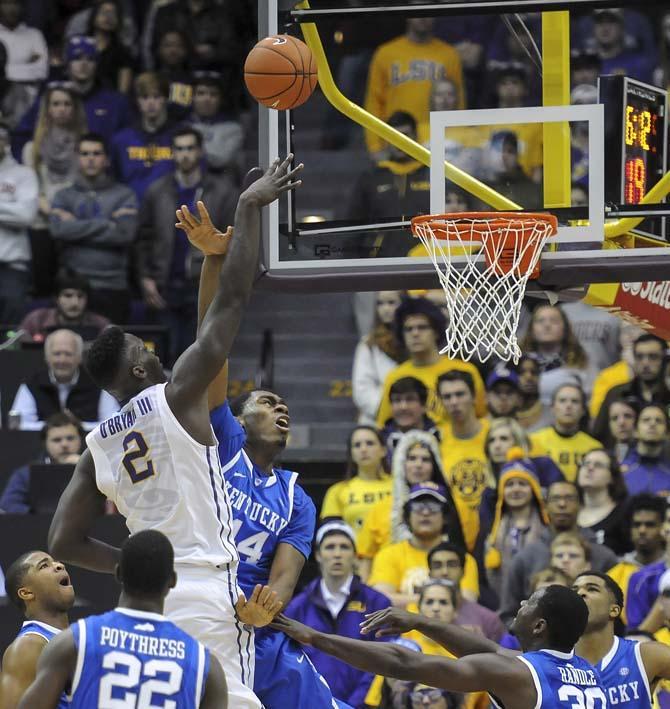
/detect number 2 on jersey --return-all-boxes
[122,431,156,484]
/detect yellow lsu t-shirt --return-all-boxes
[357,496,393,559]
[320,475,393,540]
[439,419,494,552]
[529,427,602,482]
[376,359,487,428]
[606,560,640,626]
[367,539,479,599]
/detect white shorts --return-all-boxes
[165,563,261,709]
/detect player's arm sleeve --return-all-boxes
[16,631,77,709]
[320,481,344,519]
[279,485,316,561]
[210,401,246,463]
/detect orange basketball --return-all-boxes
[244,34,318,110]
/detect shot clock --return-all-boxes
[600,75,668,240]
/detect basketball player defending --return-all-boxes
[47,155,301,709]
[17,530,228,709]
[184,213,347,707]
[273,585,608,709]
[0,552,74,708]
[362,571,670,707]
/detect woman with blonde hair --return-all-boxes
[519,304,597,406]
[352,290,405,424]
[23,83,87,227]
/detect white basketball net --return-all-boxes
[412,214,556,364]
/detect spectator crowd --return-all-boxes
[2,2,670,708]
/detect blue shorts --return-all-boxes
[253,628,352,709]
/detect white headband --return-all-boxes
[316,520,356,548]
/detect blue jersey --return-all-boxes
[211,402,316,597]
[597,636,652,707]
[15,621,69,709]
[68,608,210,708]
[491,649,607,709]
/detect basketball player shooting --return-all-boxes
[273,585,609,709]
[47,155,302,709]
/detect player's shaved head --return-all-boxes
[117,530,175,598]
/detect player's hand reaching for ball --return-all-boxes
[240,154,303,207]
[175,200,233,257]
[235,584,283,628]
[360,607,420,638]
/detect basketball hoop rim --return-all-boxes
[410,212,559,241]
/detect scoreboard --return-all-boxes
[599,75,668,240]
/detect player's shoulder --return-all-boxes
[2,632,47,670]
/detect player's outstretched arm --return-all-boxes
[16,630,76,709]
[271,614,531,701]
[48,449,120,573]
[361,607,516,658]
[166,157,302,438]
[0,636,48,709]
[201,653,228,709]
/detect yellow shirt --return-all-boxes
[376,358,487,428]
[589,359,632,419]
[607,559,641,626]
[368,539,479,599]
[529,427,603,482]
[364,36,465,155]
[439,420,494,551]
[357,496,393,559]
[320,475,393,541]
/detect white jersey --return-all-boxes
[86,383,237,567]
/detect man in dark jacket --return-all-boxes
[49,133,138,323]
[138,125,237,363]
[0,412,83,513]
[9,328,118,430]
[285,519,392,709]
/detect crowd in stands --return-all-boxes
[2,3,670,708]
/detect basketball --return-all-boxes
[244,34,318,110]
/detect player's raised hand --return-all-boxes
[241,154,303,207]
[269,614,317,645]
[175,200,233,256]
[360,607,419,638]
[235,584,283,628]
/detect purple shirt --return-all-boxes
[625,559,667,629]
[622,449,670,497]
[455,599,505,642]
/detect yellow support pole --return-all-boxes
[295,0,520,211]
[541,12,571,208]
[603,169,670,238]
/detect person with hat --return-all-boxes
[0,116,38,323]
[586,9,656,84]
[375,297,486,429]
[486,365,524,420]
[481,462,549,600]
[284,519,392,709]
[13,36,130,159]
[18,268,110,343]
[368,483,480,608]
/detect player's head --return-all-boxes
[572,572,623,632]
[85,326,166,400]
[5,551,74,617]
[116,530,176,601]
[230,389,290,450]
[511,584,589,653]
